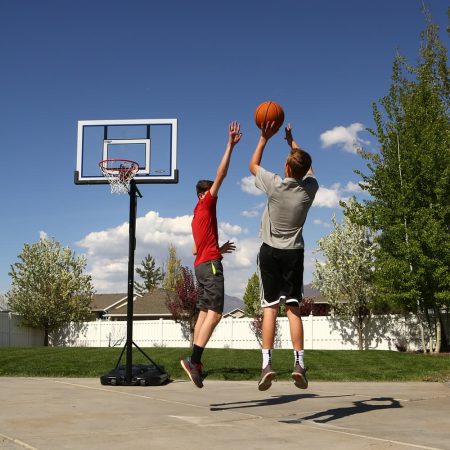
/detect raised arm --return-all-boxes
[285,123,314,176]
[249,121,279,176]
[210,121,242,198]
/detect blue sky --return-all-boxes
[0,0,448,298]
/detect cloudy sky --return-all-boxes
[1,0,447,298]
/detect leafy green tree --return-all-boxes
[134,254,163,296]
[7,238,94,346]
[350,17,450,352]
[162,244,182,292]
[312,207,377,350]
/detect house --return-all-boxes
[90,288,176,321]
[223,308,246,319]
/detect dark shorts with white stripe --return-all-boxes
[194,259,224,313]
[257,243,304,308]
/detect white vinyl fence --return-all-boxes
[0,313,44,347]
[1,312,421,351]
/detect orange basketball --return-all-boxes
[254,101,285,130]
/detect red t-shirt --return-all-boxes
[191,191,222,267]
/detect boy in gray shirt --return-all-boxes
[249,122,318,391]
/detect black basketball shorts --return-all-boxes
[257,243,304,308]
[194,259,224,313]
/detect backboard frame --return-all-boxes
[74,119,178,185]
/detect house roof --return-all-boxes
[98,288,176,317]
[91,293,127,311]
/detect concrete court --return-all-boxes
[0,377,449,450]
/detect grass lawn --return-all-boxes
[1,347,449,382]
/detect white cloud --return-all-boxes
[242,209,259,218]
[241,202,265,218]
[239,176,263,196]
[313,180,364,208]
[219,222,243,236]
[314,185,344,208]
[76,210,260,297]
[345,181,362,192]
[320,123,370,153]
[313,219,331,228]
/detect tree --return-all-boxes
[165,266,199,343]
[134,254,163,296]
[243,272,282,347]
[162,244,182,292]
[351,16,450,352]
[0,293,8,311]
[243,272,261,317]
[7,238,94,346]
[312,207,377,350]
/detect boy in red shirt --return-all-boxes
[181,121,242,388]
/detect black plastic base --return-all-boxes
[100,364,169,386]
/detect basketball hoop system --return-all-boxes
[99,159,139,194]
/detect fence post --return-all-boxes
[310,311,314,350]
[8,312,12,347]
[160,318,164,346]
[98,320,102,347]
[229,317,234,349]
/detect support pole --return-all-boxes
[125,180,141,383]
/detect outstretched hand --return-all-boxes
[229,121,242,146]
[284,123,294,145]
[261,121,279,140]
[219,240,236,254]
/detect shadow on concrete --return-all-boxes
[210,393,353,411]
[280,397,402,424]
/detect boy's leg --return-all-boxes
[286,305,304,350]
[194,309,222,348]
[286,305,308,389]
[258,306,278,391]
[262,305,279,349]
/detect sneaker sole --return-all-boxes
[292,372,308,389]
[258,372,275,391]
[180,359,203,388]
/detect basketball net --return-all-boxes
[99,159,139,194]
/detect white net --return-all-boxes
[99,159,139,194]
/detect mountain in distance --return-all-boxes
[224,294,245,314]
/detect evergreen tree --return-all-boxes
[243,272,261,317]
[134,254,163,296]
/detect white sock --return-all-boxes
[262,349,272,369]
[294,350,304,368]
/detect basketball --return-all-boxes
[254,101,285,130]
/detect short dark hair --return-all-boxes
[196,179,213,196]
[286,148,312,179]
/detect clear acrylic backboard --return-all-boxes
[74,119,178,185]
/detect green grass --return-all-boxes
[0,347,449,382]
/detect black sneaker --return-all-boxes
[292,364,308,389]
[258,364,276,391]
[180,357,204,388]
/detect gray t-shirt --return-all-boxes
[255,167,319,249]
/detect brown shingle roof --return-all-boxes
[106,288,176,317]
[91,293,127,311]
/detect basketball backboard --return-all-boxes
[74,119,178,185]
